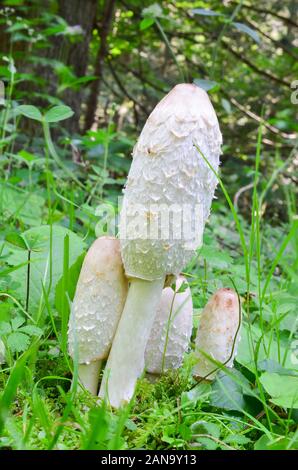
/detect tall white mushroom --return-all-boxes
[193,288,241,380]
[145,276,193,375]
[68,236,128,394]
[99,83,222,408]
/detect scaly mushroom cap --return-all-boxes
[193,288,241,380]
[145,276,193,374]
[68,236,128,364]
[120,84,222,281]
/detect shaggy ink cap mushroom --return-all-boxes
[193,288,241,380]
[99,84,222,408]
[145,276,193,375]
[68,236,128,394]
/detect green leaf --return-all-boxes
[254,433,298,450]
[193,79,218,92]
[225,434,251,445]
[0,304,11,323]
[211,370,251,411]
[237,324,296,372]
[221,98,232,114]
[7,225,86,312]
[181,382,211,407]
[11,317,25,330]
[0,340,5,364]
[140,17,154,30]
[44,105,74,123]
[142,4,163,19]
[5,232,28,250]
[19,325,43,336]
[260,372,298,409]
[17,105,43,122]
[7,331,30,353]
[0,353,28,435]
[191,421,221,449]
[232,22,260,44]
[0,182,45,227]
[18,150,39,163]
[199,244,233,268]
[192,8,223,17]
[55,252,85,313]
[0,322,12,336]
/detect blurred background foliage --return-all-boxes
[0,0,297,221]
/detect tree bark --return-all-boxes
[84,0,116,131]
[56,0,97,133]
[29,0,97,134]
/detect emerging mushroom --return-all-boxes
[68,236,128,394]
[145,276,193,375]
[99,83,222,407]
[193,288,241,380]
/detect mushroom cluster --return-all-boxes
[67,83,242,408]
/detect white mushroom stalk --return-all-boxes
[193,288,241,380]
[68,236,128,394]
[145,276,193,375]
[99,83,222,408]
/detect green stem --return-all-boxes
[42,120,85,189]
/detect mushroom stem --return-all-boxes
[78,361,102,395]
[99,277,165,408]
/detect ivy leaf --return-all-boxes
[7,332,30,353]
[17,105,43,122]
[44,105,74,123]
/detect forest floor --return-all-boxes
[0,151,297,449]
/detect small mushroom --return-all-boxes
[193,288,241,380]
[145,276,193,375]
[99,84,222,407]
[68,236,128,394]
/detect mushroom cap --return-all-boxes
[68,236,128,364]
[119,83,222,280]
[145,275,193,374]
[193,288,241,379]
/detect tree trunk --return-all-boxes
[84,0,116,131]
[57,0,97,133]
[29,0,97,135]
